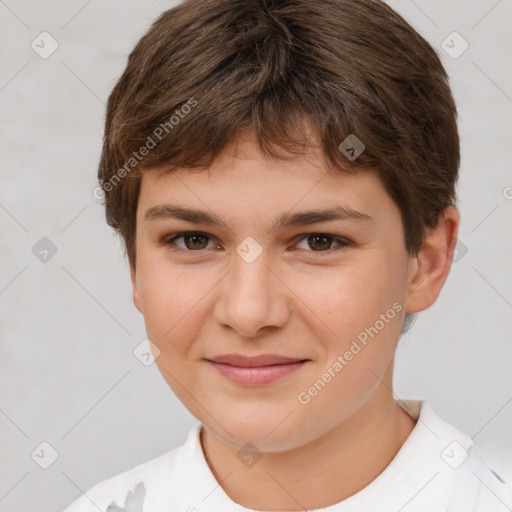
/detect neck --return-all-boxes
[200,381,417,510]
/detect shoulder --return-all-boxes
[447,443,512,511]
[61,450,170,512]
[61,424,201,512]
[400,400,512,510]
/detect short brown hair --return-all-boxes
[98,0,459,273]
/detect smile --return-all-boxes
[205,354,309,386]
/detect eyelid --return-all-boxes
[292,233,351,255]
[163,231,352,255]
[163,231,220,251]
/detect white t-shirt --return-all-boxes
[62,400,511,511]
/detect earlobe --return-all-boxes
[130,264,143,313]
[404,206,460,313]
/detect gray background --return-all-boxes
[0,1,511,510]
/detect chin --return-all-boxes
[203,405,313,453]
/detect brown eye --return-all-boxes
[166,232,214,251]
[183,233,209,250]
[295,233,350,254]
[307,234,333,251]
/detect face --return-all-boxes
[131,131,416,452]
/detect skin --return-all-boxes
[130,130,459,510]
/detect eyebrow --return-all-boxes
[143,203,372,231]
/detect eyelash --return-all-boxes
[162,231,351,257]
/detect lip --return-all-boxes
[205,354,309,386]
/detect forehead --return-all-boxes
[136,133,396,228]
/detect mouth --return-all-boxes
[204,354,310,386]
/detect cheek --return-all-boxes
[294,257,404,385]
[292,257,402,340]
[136,260,209,352]
[293,271,402,431]
[138,265,210,402]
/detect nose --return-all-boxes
[213,250,291,339]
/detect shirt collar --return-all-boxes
[171,400,474,511]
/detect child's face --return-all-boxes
[131,131,416,451]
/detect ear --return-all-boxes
[404,206,460,313]
[130,263,143,313]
